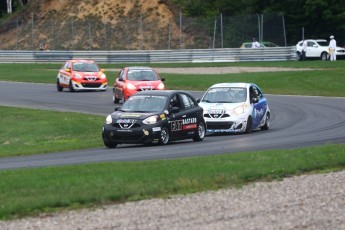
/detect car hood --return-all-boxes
[199,102,245,112]
[111,111,157,120]
[128,80,162,87]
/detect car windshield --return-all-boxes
[120,95,167,112]
[127,70,159,81]
[201,87,247,103]
[73,62,100,72]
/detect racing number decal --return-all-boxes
[171,120,183,132]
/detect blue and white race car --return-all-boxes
[198,83,270,133]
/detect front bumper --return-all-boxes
[102,124,162,144]
[72,80,107,91]
[205,118,248,133]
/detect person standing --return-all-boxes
[329,35,337,61]
[251,38,260,48]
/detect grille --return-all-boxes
[207,122,233,129]
[204,113,230,118]
[81,83,102,88]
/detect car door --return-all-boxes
[250,85,268,128]
[306,41,319,57]
[167,93,188,139]
[58,61,71,86]
[179,93,201,137]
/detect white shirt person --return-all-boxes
[329,35,337,61]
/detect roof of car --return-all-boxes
[209,83,251,88]
[134,90,191,97]
[67,59,95,63]
[126,66,155,71]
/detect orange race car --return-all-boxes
[113,66,165,103]
[57,59,107,92]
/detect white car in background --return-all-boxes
[296,39,345,60]
[198,83,270,134]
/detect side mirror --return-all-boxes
[160,77,165,81]
[65,68,71,72]
[196,98,201,103]
[171,107,180,113]
[114,106,120,111]
[118,78,124,82]
[251,98,259,104]
[100,69,105,72]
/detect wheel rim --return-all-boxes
[198,123,205,138]
[161,128,169,144]
[266,114,270,127]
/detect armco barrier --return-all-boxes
[0,47,297,64]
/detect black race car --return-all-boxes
[102,90,206,148]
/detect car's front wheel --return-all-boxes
[103,140,118,148]
[261,113,270,130]
[321,52,329,61]
[159,127,170,145]
[245,116,252,133]
[57,79,63,92]
[69,80,75,92]
[193,122,206,141]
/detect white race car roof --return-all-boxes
[208,82,251,88]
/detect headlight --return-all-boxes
[232,105,245,115]
[143,115,158,125]
[126,83,136,90]
[100,73,106,79]
[105,115,113,124]
[74,73,83,79]
[157,82,165,90]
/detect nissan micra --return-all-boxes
[198,83,270,133]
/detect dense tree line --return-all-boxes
[1,0,345,45]
[172,0,345,44]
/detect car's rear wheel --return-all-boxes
[103,140,117,148]
[159,127,170,145]
[261,113,270,130]
[69,80,75,92]
[57,79,63,92]
[321,52,329,61]
[193,122,206,141]
[245,116,252,133]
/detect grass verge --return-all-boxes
[0,106,104,157]
[1,143,344,220]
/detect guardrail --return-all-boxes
[0,47,297,64]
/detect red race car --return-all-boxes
[113,66,165,103]
[57,59,107,92]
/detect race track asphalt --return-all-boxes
[1,81,345,170]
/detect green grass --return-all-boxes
[0,144,344,220]
[1,61,345,97]
[0,106,104,157]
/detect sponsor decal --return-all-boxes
[183,124,197,130]
[160,114,166,120]
[182,117,197,124]
[116,119,136,123]
[119,113,142,118]
[152,127,161,132]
